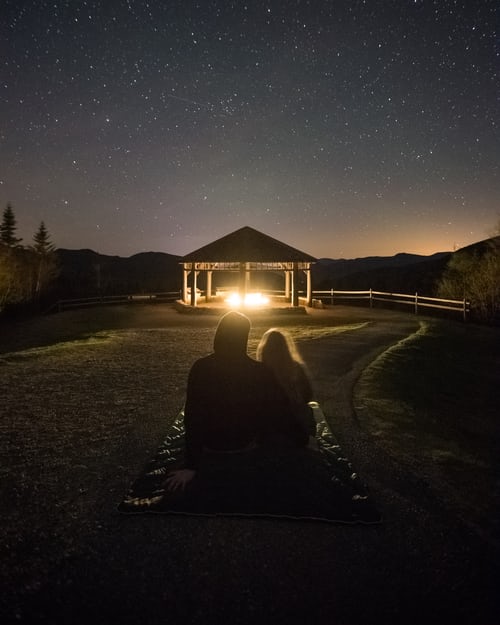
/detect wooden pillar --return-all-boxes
[190,266,197,307]
[238,262,248,299]
[182,266,189,303]
[292,262,299,307]
[285,270,291,300]
[305,267,312,306]
[206,270,213,302]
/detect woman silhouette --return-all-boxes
[257,329,317,442]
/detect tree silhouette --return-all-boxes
[31,221,59,300]
[0,214,59,313]
[33,221,55,255]
[0,203,23,247]
[437,236,500,323]
[0,204,23,311]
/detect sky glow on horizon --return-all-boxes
[0,1,498,259]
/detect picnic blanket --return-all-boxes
[118,403,381,524]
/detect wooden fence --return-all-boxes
[48,291,181,313]
[312,289,470,321]
[48,288,470,321]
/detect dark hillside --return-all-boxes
[313,252,449,281]
[329,254,451,294]
[312,252,451,294]
[55,249,182,298]
[312,236,500,295]
[453,234,500,256]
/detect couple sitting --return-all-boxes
[166,311,317,492]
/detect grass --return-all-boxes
[355,319,500,537]
[1,305,499,624]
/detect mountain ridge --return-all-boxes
[52,236,498,299]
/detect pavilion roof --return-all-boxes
[182,226,317,263]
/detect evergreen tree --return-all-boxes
[33,221,55,255]
[31,221,59,299]
[0,203,23,247]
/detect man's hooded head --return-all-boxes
[213,311,251,358]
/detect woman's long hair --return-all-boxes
[257,328,315,435]
[256,329,304,392]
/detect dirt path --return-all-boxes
[1,305,497,625]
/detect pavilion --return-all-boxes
[180,226,317,308]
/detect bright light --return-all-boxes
[225,292,270,308]
[245,293,270,307]
[225,292,242,307]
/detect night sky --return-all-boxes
[1,1,498,259]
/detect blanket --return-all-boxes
[118,404,381,524]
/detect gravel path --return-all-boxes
[1,305,497,625]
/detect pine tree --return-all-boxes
[0,203,23,247]
[33,221,55,255]
[31,221,58,299]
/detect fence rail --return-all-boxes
[312,289,470,320]
[47,291,181,313]
[47,288,470,320]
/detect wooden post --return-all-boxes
[305,268,312,306]
[285,271,291,300]
[369,288,373,308]
[190,265,197,307]
[415,292,418,314]
[292,262,299,306]
[206,270,212,303]
[182,266,189,303]
[238,262,248,300]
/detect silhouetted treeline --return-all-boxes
[1,204,59,316]
[436,236,500,323]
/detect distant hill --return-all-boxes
[312,236,500,295]
[54,249,182,298]
[451,234,500,257]
[311,251,451,294]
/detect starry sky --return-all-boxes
[1,0,498,259]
